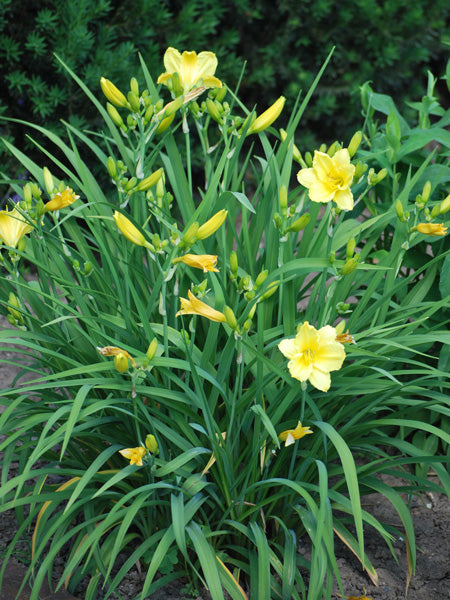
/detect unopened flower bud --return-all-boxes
[247,96,285,135]
[30,183,41,200]
[273,213,282,229]
[224,306,238,330]
[127,91,140,113]
[421,181,431,203]
[438,194,450,215]
[130,77,139,97]
[164,95,185,117]
[304,152,313,167]
[7,292,21,320]
[83,261,93,275]
[23,183,32,207]
[288,213,310,232]
[346,237,356,258]
[146,338,158,361]
[144,105,154,125]
[125,177,138,191]
[354,162,368,181]
[171,71,183,97]
[155,113,175,134]
[254,269,268,290]
[260,281,279,300]
[196,209,228,240]
[279,185,288,216]
[181,222,199,247]
[328,251,336,264]
[43,167,55,196]
[336,302,351,314]
[135,168,164,192]
[206,98,222,123]
[327,141,341,157]
[395,199,404,221]
[230,251,238,276]
[145,434,159,454]
[114,352,129,373]
[242,318,252,332]
[107,156,117,179]
[348,131,362,157]
[107,103,125,128]
[100,77,129,108]
[340,257,359,276]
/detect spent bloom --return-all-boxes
[172,253,219,272]
[297,149,355,211]
[157,47,222,93]
[278,321,346,392]
[176,289,226,323]
[414,222,447,236]
[279,421,313,447]
[0,207,34,248]
[45,187,79,212]
[119,446,146,466]
[97,345,136,367]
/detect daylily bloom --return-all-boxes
[176,289,226,323]
[278,321,346,392]
[113,211,153,249]
[157,47,222,93]
[172,253,219,272]
[44,187,79,212]
[0,207,34,248]
[414,222,447,236]
[119,446,146,466]
[297,149,355,211]
[279,421,313,447]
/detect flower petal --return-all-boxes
[163,47,182,74]
[297,167,318,189]
[278,338,297,359]
[296,321,319,353]
[333,188,354,211]
[309,367,331,392]
[312,151,333,181]
[287,356,313,382]
[308,180,336,204]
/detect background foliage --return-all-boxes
[1,0,449,175]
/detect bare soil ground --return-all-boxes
[1,317,449,599]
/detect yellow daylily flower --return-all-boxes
[297,149,355,211]
[119,446,146,466]
[113,211,153,249]
[44,187,79,212]
[0,207,34,248]
[157,47,222,93]
[414,222,447,236]
[278,321,346,392]
[176,289,226,323]
[172,253,219,272]
[279,421,313,447]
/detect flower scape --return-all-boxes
[0,44,449,600]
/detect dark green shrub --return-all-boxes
[1,0,448,177]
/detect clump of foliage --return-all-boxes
[0,45,449,600]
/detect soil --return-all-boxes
[1,316,449,600]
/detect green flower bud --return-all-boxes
[340,257,358,276]
[288,213,311,232]
[395,199,404,221]
[254,269,268,290]
[30,183,41,200]
[346,237,356,258]
[224,306,238,330]
[206,98,222,123]
[439,194,450,215]
[145,434,159,454]
[144,105,154,125]
[354,162,368,181]
[107,156,117,179]
[260,281,279,300]
[348,131,362,157]
[125,177,137,191]
[230,251,238,276]
[107,102,125,128]
[304,151,313,167]
[23,183,32,207]
[421,181,431,203]
[130,77,139,97]
[327,141,341,157]
[127,91,140,113]
[83,261,93,275]
[279,185,288,216]
[43,167,55,196]
[114,352,129,373]
[273,213,282,229]
[146,338,158,361]
[181,222,199,247]
[171,71,183,97]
